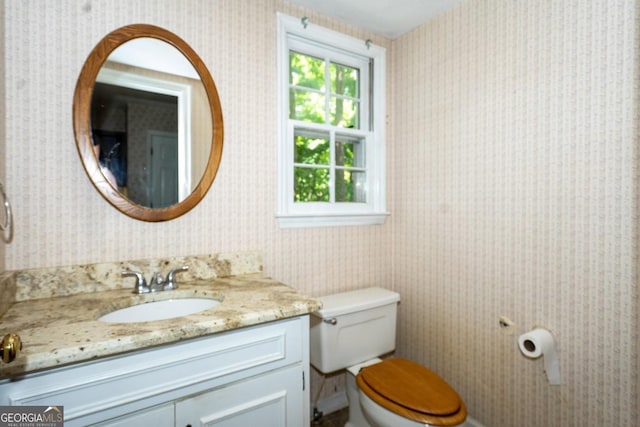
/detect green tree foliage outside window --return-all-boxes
[289,51,365,203]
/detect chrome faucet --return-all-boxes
[122,265,189,294]
[148,272,165,293]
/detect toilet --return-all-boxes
[310,287,467,427]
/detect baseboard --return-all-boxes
[315,390,349,415]
[464,415,485,427]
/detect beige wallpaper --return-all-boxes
[2,0,391,287]
[2,0,390,412]
[0,2,6,271]
[2,0,639,426]
[391,1,638,426]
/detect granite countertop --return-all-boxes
[0,274,321,378]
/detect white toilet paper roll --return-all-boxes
[518,328,561,385]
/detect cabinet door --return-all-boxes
[175,365,303,427]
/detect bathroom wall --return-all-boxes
[2,0,392,292]
[0,2,6,273]
[391,1,638,426]
[2,0,391,407]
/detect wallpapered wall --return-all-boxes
[2,0,638,426]
[0,3,6,271]
[391,1,638,426]
[3,0,391,413]
[3,0,392,285]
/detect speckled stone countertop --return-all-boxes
[0,253,321,378]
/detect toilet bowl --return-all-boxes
[356,358,467,427]
[310,287,467,427]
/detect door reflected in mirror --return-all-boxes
[74,24,223,221]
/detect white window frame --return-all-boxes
[276,13,388,228]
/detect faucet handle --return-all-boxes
[122,270,149,294]
[164,265,189,291]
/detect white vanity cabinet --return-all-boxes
[0,316,310,427]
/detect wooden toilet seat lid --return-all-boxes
[357,358,462,416]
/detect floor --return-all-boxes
[312,407,349,427]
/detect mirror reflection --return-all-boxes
[91,38,212,209]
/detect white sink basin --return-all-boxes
[98,298,220,323]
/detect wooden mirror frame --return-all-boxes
[73,24,223,222]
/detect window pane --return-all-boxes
[330,97,359,128]
[335,170,366,203]
[330,62,359,97]
[290,51,325,90]
[290,89,325,123]
[294,167,330,202]
[335,135,365,167]
[294,131,330,165]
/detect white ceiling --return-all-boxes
[284,0,463,39]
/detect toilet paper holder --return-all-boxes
[518,327,561,385]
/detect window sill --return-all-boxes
[276,212,389,229]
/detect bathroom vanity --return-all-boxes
[0,254,320,426]
[1,316,308,426]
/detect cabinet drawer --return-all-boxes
[90,402,174,427]
[1,316,307,426]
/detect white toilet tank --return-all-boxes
[310,287,400,373]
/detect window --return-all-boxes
[277,13,387,228]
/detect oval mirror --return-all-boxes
[73,24,223,221]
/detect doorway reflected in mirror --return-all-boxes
[92,82,180,208]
